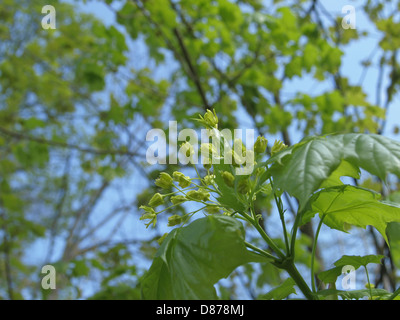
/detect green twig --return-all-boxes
[387,286,400,300]
[244,241,277,261]
[241,211,286,259]
[270,179,290,254]
[311,213,326,293]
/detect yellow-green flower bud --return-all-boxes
[254,136,268,154]
[365,283,375,290]
[168,214,182,227]
[205,206,220,214]
[203,109,218,128]
[171,195,187,205]
[140,205,156,213]
[243,149,255,165]
[203,174,216,185]
[225,149,243,167]
[234,138,246,154]
[180,141,194,158]
[139,205,157,228]
[187,189,210,201]
[221,171,235,187]
[237,179,250,194]
[271,140,288,155]
[201,143,219,169]
[199,188,211,201]
[148,193,164,207]
[155,172,173,189]
[172,171,192,188]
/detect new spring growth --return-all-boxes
[171,195,187,205]
[168,214,183,227]
[186,189,210,201]
[203,174,216,185]
[172,171,192,188]
[200,143,219,169]
[148,193,165,207]
[254,136,268,154]
[155,172,173,189]
[221,171,235,188]
[226,149,243,167]
[180,141,195,158]
[271,140,288,155]
[139,206,157,228]
[195,109,219,129]
[205,206,220,214]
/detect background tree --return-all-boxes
[1,0,400,299]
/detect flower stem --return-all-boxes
[311,213,326,293]
[283,260,316,300]
[387,286,400,300]
[244,241,276,261]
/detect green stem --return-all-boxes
[364,266,373,299]
[311,214,326,293]
[243,201,315,299]
[283,260,316,300]
[270,179,290,254]
[244,241,277,261]
[241,211,286,259]
[289,207,304,256]
[387,286,400,300]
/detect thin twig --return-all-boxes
[0,126,143,158]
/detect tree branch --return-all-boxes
[172,27,211,110]
[0,126,143,158]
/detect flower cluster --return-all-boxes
[139,110,288,237]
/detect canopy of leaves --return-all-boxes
[2,0,400,300]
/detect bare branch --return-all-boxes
[0,126,143,158]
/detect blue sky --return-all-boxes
[74,0,400,139]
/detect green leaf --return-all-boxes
[302,185,400,243]
[333,254,385,270]
[317,288,391,300]
[319,255,384,286]
[214,166,247,213]
[72,260,91,277]
[318,266,342,284]
[259,277,297,300]
[268,135,343,207]
[386,222,400,269]
[140,215,265,299]
[269,133,400,207]
[320,160,360,188]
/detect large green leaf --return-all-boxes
[317,288,392,300]
[268,133,400,207]
[318,254,384,285]
[332,254,385,270]
[259,277,297,300]
[302,185,400,243]
[386,222,400,269]
[140,215,265,299]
